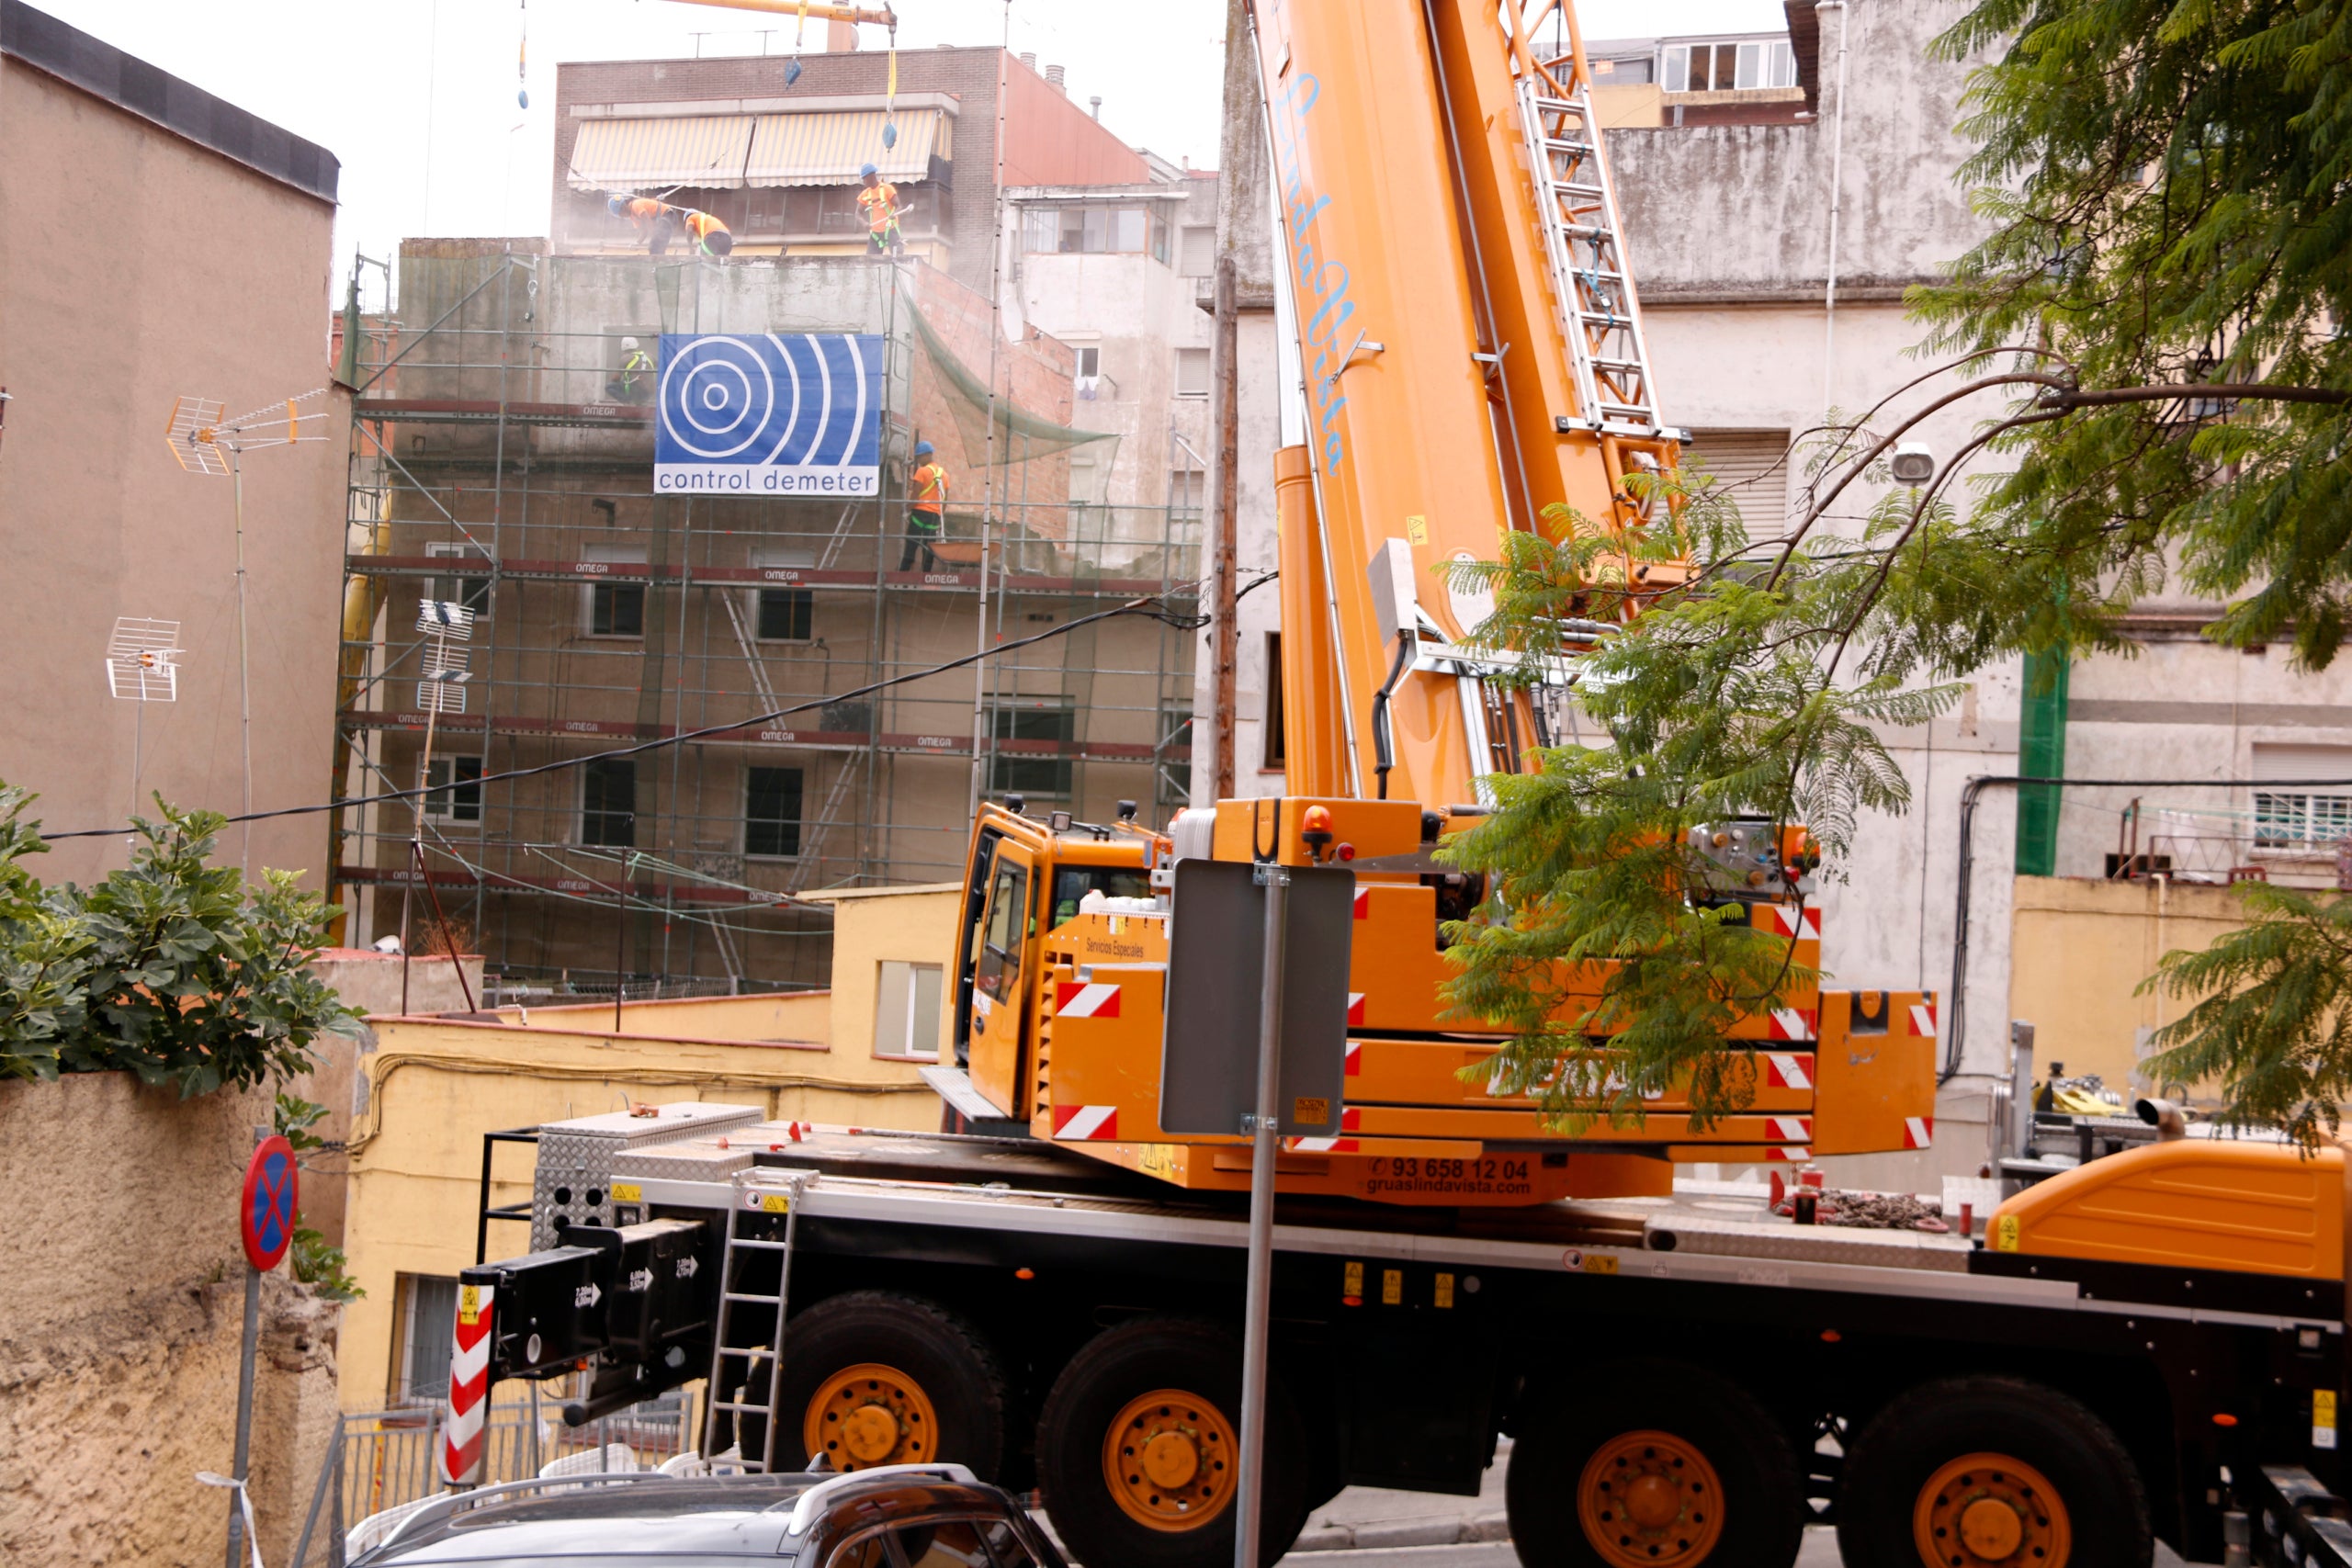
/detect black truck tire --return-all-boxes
[1506,1358,1805,1568]
[1837,1374,2151,1568]
[757,1291,1010,1481]
[1035,1317,1307,1568]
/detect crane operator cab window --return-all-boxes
[1049,865,1152,927]
[977,862,1031,1005]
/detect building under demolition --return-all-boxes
[331,242,1201,1000]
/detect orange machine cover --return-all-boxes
[1990,1139,2343,1280]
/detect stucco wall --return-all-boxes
[2007,874,2252,1097]
[0,57,345,888]
[0,1073,339,1568]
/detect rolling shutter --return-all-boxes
[1683,428,1791,532]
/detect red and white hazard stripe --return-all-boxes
[1289,1136,1361,1152]
[1767,1009,1817,1041]
[1347,993,1366,1026]
[1340,1106,1363,1132]
[1052,1104,1119,1141]
[1344,1042,1361,1077]
[1055,981,1122,1019]
[1352,889,1370,919]
[1754,904,1823,940]
[1769,1116,1813,1143]
[1763,1053,1812,1090]
[1904,1115,1935,1149]
[440,1283,494,1484]
[1909,1001,1938,1038]
[1764,1145,1811,1161]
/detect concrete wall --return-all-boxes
[0,1074,339,1568]
[0,56,345,887]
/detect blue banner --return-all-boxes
[654,333,885,495]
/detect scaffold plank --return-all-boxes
[334,709,1192,763]
[346,554,1186,599]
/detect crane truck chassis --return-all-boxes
[454,1100,2352,1568]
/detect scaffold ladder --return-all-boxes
[718,591,783,716]
[701,1174,807,1472]
[1515,70,1664,435]
[787,754,865,893]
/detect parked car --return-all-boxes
[349,1462,1069,1568]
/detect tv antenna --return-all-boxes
[163,389,331,872]
[401,601,479,1017]
[104,616,182,830]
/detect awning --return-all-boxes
[568,115,754,190]
[744,107,946,186]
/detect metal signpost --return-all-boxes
[229,1132,299,1568]
[1159,854,1354,1568]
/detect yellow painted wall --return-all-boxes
[1592,82,1664,129]
[341,884,965,1410]
[2007,874,2250,1098]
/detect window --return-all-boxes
[2254,744,2352,851]
[1683,429,1792,531]
[1179,224,1216,277]
[1663,38,1795,92]
[874,959,944,1058]
[981,1520,1042,1568]
[1050,865,1152,926]
[582,758,637,846]
[582,542,646,637]
[992,703,1075,797]
[425,541,491,615]
[424,755,484,823]
[1263,632,1286,768]
[1022,203,1163,255]
[894,1518,991,1568]
[745,766,804,858]
[1072,344,1105,402]
[754,548,815,642]
[395,1274,458,1404]
[1170,468,1204,516]
[1175,347,1212,398]
[977,863,1030,1002]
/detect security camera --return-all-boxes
[1890,443,1934,486]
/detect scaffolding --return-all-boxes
[331,242,1202,1000]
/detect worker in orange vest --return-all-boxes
[901,441,947,570]
[607,194,733,258]
[856,164,906,258]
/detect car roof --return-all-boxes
[356,1468,1006,1564]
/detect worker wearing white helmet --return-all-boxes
[609,335,654,402]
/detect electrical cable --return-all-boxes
[41,594,1201,844]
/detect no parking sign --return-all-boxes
[241,1134,300,1272]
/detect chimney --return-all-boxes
[1089,95,1102,119]
[825,18,857,51]
[1019,51,1037,72]
[1046,63,1066,92]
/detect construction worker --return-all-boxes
[856,164,906,257]
[606,194,733,258]
[902,441,947,570]
[608,336,654,402]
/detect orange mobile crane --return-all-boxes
[435,7,2352,1568]
[931,0,1935,1203]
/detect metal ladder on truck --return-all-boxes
[700,1173,808,1472]
[1514,64,1667,438]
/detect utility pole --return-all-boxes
[1208,0,1269,805]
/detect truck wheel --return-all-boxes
[764,1291,1009,1480]
[1837,1375,2149,1568]
[1035,1317,1306,1568]
[1507,1359,1804,1568]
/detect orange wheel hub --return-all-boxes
[1913,1451,2071,1567]
[1576,1429,1725,1568]
[1102,1388,1238,1532]
[802,1362,937,1471]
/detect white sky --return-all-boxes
[33,0,1789,276]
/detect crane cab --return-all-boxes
[951,800,1170,1122]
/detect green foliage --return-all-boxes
[1917,0,2352,668]
[0,785,363,1094]
[1439,472,1960,1126]
[2138,884,2352,1151]
[273,1092,364,1301]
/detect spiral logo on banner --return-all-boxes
[654,333,885,495]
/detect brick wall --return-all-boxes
[555,47,1145,294]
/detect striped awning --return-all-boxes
[568,115,754,190]
[744,107,945,186]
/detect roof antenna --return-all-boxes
[104,615,182,841]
